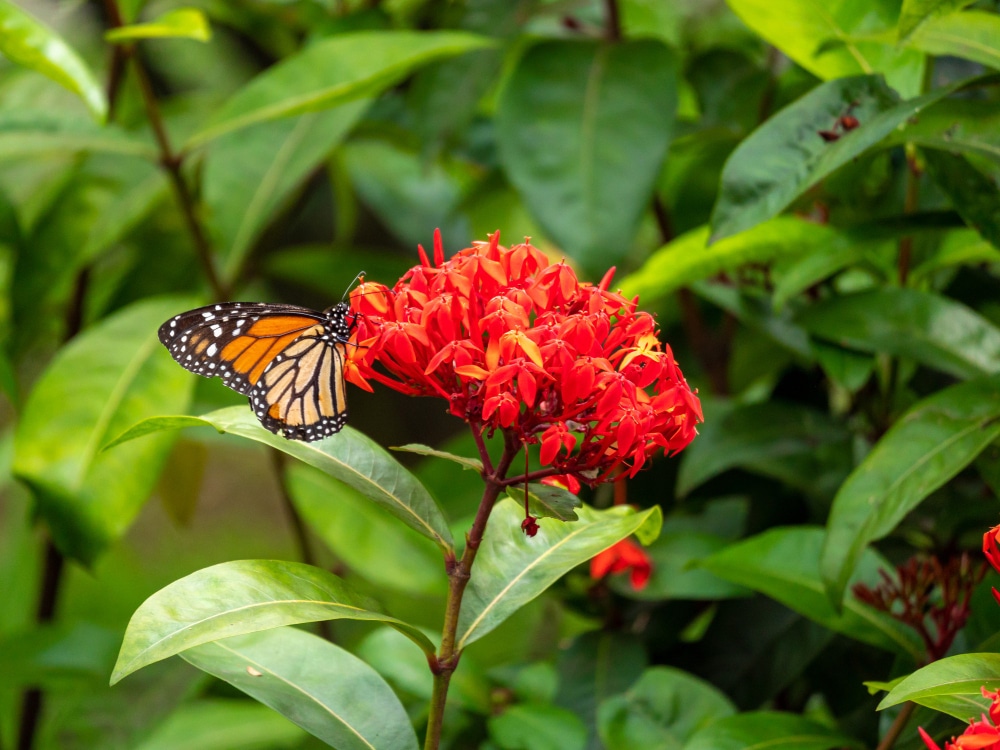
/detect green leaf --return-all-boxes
[683,711,863,750]
[111,559,435,684]
[506,483,581,522]
[107,407,454,550]
[923,148,1000,250]
[701,527,925,659]
[12,298,195,564]
[181,627,419,750]
[820,374,1000,605]
[598,667,735,750]
[878,653,1000,719]
[105,8,211,43]
[908,11,1000,69]
[455,499,661,649]
[798,288,1000,379]
[0,0,106,119]
[623,218,864,306]
[710,75,972,242]
[135,699,307,750]
[186,30,493,148]
[286,464,446,597]
[496,39,678,272]
[0,111,156,160]
[909,229,1000,285]
[489,704,588,750]
[726,0,922,94]
[676,401,852,499]
[204,105,368,283]
[390,443,483,472]
[886,99,1000,165]
[898,0,976,42]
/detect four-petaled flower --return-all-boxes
[350,230,702,487]
[590,538,652,590]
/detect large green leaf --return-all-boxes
[676,401,852,499]
[897,0,977,42]
[799,288,1000,379]
[886,99,1000,165]
[877,653,1000,719]
[0,112,155,160]
[107,407,454,550]
[820,374,1000,604]
[204,104,368,283]
[181,627,419,750]
[496,39,677,272]
[597,667,735,750]
[488,704,588,750]
[455,499,661,649]
[683,711,863,750]
[710,75,970,242]
[13,297,195,564]
[908,11,1000,69]
[136,699,307,750]
[725,0,922,94]
[111,559,435,683]
[186,30,492,147]
[923,147,1000,250]
[285,463,446,597]
[700,527,924,660]
[0,0,106,119]
[623,218,866,306]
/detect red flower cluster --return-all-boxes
[349,231,702,485]
[984,525,1000,605]
[590,538,652,590]
[920,688,1000,750]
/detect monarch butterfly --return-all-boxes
[158,300,355,442]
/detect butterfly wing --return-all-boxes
[248,328,349,441]
[158,303,325,397]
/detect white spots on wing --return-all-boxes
[206,343,217,357]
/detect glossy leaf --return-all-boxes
[181,627,419,750]
[820,374,1000,605]
[286,463,446,597]
[496,39,677,272]
[0,0,106,119]
[798,288,1000,379]
[488,704,588,750]
[187,31,492,147]
[701,527,925,659]
[887,99,1000,165]
[391,443,483,471]
[0,111,155,160]
[105,8,211,43]
[106,407,454,550]
[684,711,863,750]
[111,559,435,683]
[506,483,581,523]
[923,148,1000,250]
[710,75,968,242]
[455,499,661,649]
[878,653,1000,719]
[598,666,735,750]
[204,104,368,282]
[897,0,976,41]
[676,401,852,499]
[624,218,866,306]
[13,298,195,564]
[726,0,922,94]
[908,11,1000,69]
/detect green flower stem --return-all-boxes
[425,431,520,750]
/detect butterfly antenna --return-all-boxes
[342,271,367,302]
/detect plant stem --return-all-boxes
[876,701,916,750]
[603,0,621,41]
[424,433,520,750]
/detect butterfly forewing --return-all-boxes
[158,302,353,441]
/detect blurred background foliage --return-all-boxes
[2,0,1000,747]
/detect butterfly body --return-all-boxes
[158,301,353,441]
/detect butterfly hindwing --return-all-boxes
[158,302,353,441]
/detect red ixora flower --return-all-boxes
[590,538,652,590]
[984,525,1000,606]
[349,230,702,486]
[920,688,1000,749]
